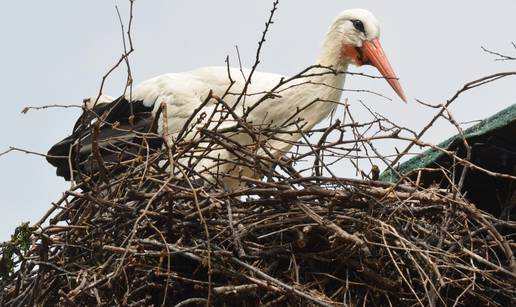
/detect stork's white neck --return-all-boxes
[295,30,350,126]
[317,28,347,69]
[309,27,350,91]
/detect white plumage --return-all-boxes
[48,8,406,190]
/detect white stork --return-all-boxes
[47,9,406,190]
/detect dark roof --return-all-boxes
[381,103,516,182]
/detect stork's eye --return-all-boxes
[351,20,365,33]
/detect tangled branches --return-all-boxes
[2,2,516,306]
[1,88,516,305]
[1,160,515,306]
[3,28,516,307]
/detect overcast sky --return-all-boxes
[1,0,515,240]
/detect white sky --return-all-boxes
[1,0,515,240]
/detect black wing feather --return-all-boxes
[47,97,163,181]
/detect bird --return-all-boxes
[47,8,406,191]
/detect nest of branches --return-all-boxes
[1,95,516,307]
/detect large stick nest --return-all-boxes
[1,138,515,306]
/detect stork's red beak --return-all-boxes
[361,38,407,102]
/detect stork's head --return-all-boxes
[329,9,407,102]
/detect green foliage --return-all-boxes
[0,222,32,283]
